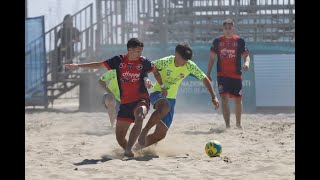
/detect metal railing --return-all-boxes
[95,0,295,44]
[45,3,94,82]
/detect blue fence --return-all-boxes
[25,16,48,107]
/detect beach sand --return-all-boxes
[25,103,295,180]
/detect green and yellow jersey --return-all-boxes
[100,69,120,102]
[151,55,206,99]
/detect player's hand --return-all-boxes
[242,62,249,71]
[144,79,153,89]
[207,74,213,82]
[64,64,79,69]
[212,96,219,110]
[161,88,168,97]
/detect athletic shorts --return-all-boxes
[150,91,176,129]
[102,93,120,113]
[217,76,242,98]
[117,98,150,123]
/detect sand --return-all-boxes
[25,103,295,180]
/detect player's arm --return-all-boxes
[239,38,250,71]
[207,42,217,82]
[242,54,250,71]
[98,79,112,94]
[143,74,152,89]
[65,61,105,69]
[152,68,167,96]
[189,61,219,110]
[99,72,116,98]
[202,76,219,110]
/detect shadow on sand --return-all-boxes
[73,156,113,165]
[73,154,159,165]
[184,128,225,135]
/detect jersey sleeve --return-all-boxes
[151,56,172,71]
[100,70,116,82]
[186,61,206,81]
[102,56,120,70]
[210,39,219,54]
[238,38,249,56]
[142,58,155,73]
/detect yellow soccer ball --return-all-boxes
[205,139,222,157]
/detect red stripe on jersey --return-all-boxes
[217,73,241,79]
[146,64,156,73]
[242,50,249,57]
[117,117,135,123]
[103,61,111,70]
[220,92,242,99]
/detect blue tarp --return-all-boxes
[25,16,48,107]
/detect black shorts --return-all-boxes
[117,98,150,123]
[217,76,242,98]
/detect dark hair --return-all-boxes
[62,14,72,27]
[223,18,234,26]
[127,38,144,49]
[175,42,192,60]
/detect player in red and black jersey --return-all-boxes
[65,38,167,157]
[206,19,250,129]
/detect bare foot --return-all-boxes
[124,150,134,157]
[236,124,243,129]
[226,125,231,129]
[137,130,148,146]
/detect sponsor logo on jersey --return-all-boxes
[119,63,126,68]
[233,42,238,47]
[136,64,143,70]
[166,70,172,76]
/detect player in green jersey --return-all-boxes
[99,69,121,129]
[136,43,220,149]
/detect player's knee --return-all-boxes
[155,132,166,141]
[158,101,170,115]
[134,106,147,121]
[221,99,229,105]
[134,116,144,126]
[105,98,115,107]
[234,99,242,105]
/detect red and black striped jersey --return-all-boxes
[103,54,155,104]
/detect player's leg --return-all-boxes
[218,76,231,128]
[115,120,131,150]
[125,99,150,157]
[116,103,135,151]
[143,98,175,148]
[234,97,242,129]
[104,94,117,128]
[138,92,170,146]
[144,121,168,148]
[231,78,243,129]
[221,96,230,128]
